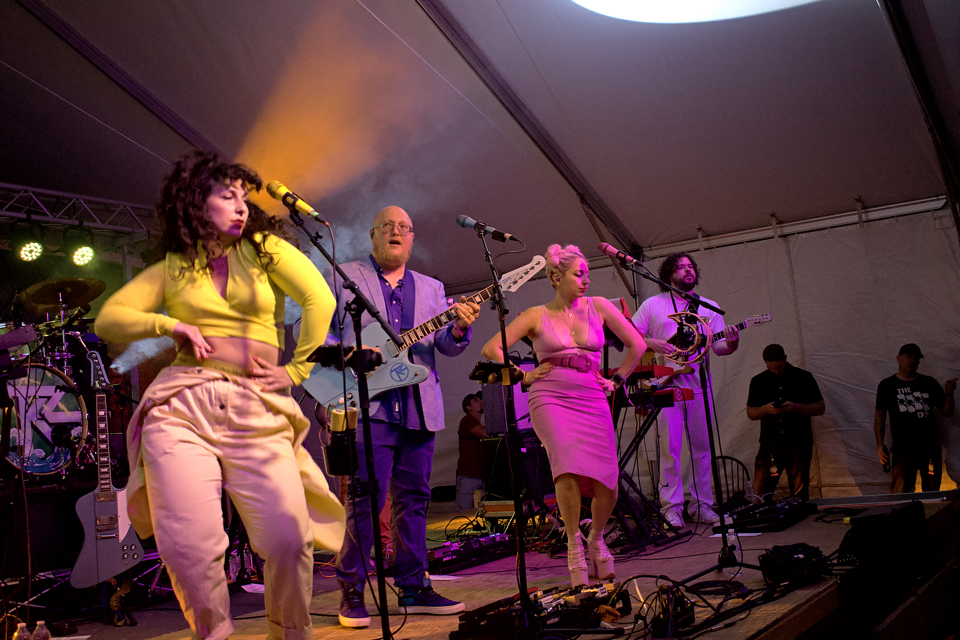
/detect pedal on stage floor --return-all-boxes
[714,497,815,534]
[428,533,516,575]
[450,582,630,640]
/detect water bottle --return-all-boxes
[725,531,740,563]
[31,622,50,640]
[11,622,31,640]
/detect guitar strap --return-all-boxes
[400,273,416,333]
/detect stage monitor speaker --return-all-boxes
[481,431,553,503]
[0,484,89,577]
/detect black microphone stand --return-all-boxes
[475,233,539,627]
[285,211,402,640]
[614,257,759,581]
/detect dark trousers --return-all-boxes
[753,442,812,501]
[890,447,942,493]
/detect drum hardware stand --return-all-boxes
[287,207,402,640]
[224,498,264,592]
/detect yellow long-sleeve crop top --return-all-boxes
[94,233,334,386]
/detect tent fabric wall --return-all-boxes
[430,210,960,501]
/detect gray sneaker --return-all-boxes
[662,506,685,531]
[338,580,370,628]
[689,503,721,524]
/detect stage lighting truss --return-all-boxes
[10,220,44,261]
[63,225,96,266]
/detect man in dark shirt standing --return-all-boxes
[746,344,825,501]
[456,392,487,510]
[875,343,956,493]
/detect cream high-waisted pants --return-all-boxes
[139,375,313,640]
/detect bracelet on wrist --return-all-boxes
[611,372,625,388]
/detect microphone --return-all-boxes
[455,215,520,243]
[598,242,640,266]
[322,407,359,477]
[266,181,327,223]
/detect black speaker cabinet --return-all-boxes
[481,431,553,503]
[0,482,89,577]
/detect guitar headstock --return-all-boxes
[743,313,772,328]
[87,351,111,392]
[500,256,546,293]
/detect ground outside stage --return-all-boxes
[15,493,960,640]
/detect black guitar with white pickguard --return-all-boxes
[302,256,545,408]
[70,351,141,589]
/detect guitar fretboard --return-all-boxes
[708,320,750,342]
[398,285,495,350]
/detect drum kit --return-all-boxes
[1,277,107,478]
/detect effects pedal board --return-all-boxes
[450,582,631,640]
[428,533,515,575]
[714,498,815,534]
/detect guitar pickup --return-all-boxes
[96,515,119,526]
[95,492,117,502]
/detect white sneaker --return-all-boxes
[662,506,685,530]
[689,503,721,524]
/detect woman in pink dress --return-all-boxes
[481,244,644,586]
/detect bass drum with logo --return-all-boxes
[4,365,88,475]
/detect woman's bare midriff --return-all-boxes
[204,335,280,370]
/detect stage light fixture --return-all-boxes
[63,226,95,266]
[568,0,821,23]
[10,221,44,262]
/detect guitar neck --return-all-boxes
[95,392,113,494]
[398,284,494,350]
[709,320,749,342]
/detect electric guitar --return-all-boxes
[302,256,546,408]
[70,351,141,589]
[641,313,773,389]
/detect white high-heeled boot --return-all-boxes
[567,530,589,587]
[587,528,615,580]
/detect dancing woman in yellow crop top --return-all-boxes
[95,151,344,640]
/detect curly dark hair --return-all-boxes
[657,252,700,292]
[155,150,293,269]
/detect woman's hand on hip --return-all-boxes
[172,322,214,361]
[523,362,553,386]
[250,356,294,392]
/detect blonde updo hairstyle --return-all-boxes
[545,244,586,290]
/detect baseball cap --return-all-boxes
[462,391,482,412]
[898,343,923,358]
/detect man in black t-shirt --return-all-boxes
[746,344,825,501]
[875,343,956,493]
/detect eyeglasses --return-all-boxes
[374,222,414,236]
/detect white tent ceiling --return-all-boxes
[3,0,958,292]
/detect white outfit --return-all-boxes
[632,292,725,512]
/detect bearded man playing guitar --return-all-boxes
[632,253,739,530]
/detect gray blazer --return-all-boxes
[324,258,472,432]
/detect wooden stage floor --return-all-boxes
[31,494,959,640]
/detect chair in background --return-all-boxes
[715,455,759,513]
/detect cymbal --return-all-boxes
[18,278,106,314]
